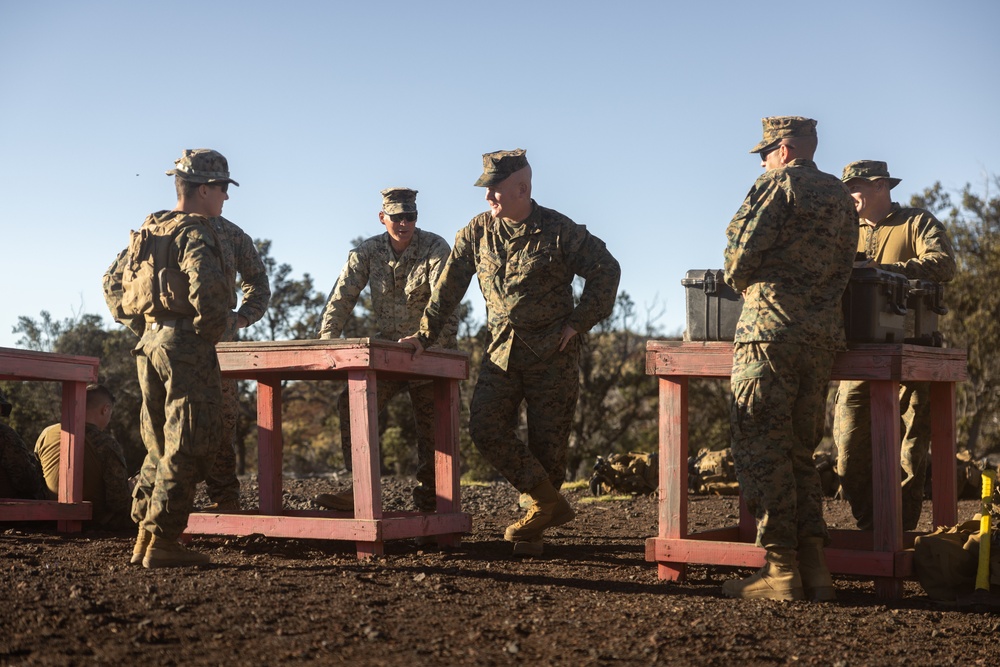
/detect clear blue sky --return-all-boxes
[2,1,997,349]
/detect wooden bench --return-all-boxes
[183,338,471,558]
[644,341,968,599]
[0,346,99,531]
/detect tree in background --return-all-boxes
[912,177,1000,457]
[1,311,145,473]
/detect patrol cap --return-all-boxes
[380,187,418,215]
[165,148,240,186]
[474,148,529,187]
[841,160,901,190]
[749,116,818,154]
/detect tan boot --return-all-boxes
[722,547,804,601]
[129,525,152,566]
[142,535,212,569]
[504,480,575,542]
[797,537,836,602]
[314,488,354,511]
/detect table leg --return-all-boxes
[349,369,383,558]
[930,382,958,528]
[658,376,688,581]
[57,380,88,532]
[870,379,903,598]
[257,380,284,515]
[433,378,462,547]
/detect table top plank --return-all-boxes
[0,346,100,383]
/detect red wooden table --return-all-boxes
[644,341,968,599]
[183,338,471,558]
[0,346,99,531]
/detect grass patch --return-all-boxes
[578,494,634,504]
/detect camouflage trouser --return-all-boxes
[132,328,223,540]
[834,379,931,531]
[730,342,834,549]
[469,337,579,493]
[204,377,240,504]
[339,378,437,510]
[0,423,48,500]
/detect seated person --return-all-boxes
[0,388,48,500]
[34,384,133,529]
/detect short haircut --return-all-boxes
[86,383,115,408]
[174,175,202,200]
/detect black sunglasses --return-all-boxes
[387,212,417,223]
[210,182,230,194]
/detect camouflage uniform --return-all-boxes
[319,189,456,509]
[834,160,957,531]
[0,418,48,501]
[724,118,858,550]
[418,168,620,492]
[35,422,133,528]
[104,206,230,540]
[203,215,271,507]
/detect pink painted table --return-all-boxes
[644,341,968,599]
[0,346,99,531]
[183,338,471,558]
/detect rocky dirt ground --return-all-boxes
[2,476,997,666]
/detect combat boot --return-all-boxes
[512,535,544,557]
[142,535,211,569]
[314,488,354,511]
[504,480,575,542]
[722,547,804,601]
[797,537,836,602]
[130,525,151,566]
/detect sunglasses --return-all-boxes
[210,182,229,194]
[387,212,417,223]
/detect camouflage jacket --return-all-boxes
[207,216,271,342]
[859,203,956,282]
[103,210,230,343]
[419,201,621,370]
[319,229,457,346]
[0,422,47,500]
[35,422,131,526]
[724,159,858,348]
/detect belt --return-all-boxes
[146,318,196,332]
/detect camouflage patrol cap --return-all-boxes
[841,160,901,189]
[165,148,240,186]
[380,187,418,215]
[749,116,818,154]
[474,149,529,187]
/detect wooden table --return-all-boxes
[183,339,471,558]
[0,346,99,531]
[643,341,968,598]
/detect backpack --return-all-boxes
[688,447,740,495]
[913,519,999,601]
[120,213,211,318]
[589,452,659,496]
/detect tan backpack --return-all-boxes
[589,452,659,496]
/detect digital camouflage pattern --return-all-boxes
[469,336,580,492]
[688,448,739,496]
[724,159,859,347]
[35,422,133,528]
[319,225,455,507]
[749,116,817,154]
[417,199,620,493]
[730,342,836,548]
[320,229,456,344]
[418,202,620,370]
[725,149,857,550]
[840,160,901,189]
[590,451,658,496]
[835,194,956,531]
[0,422,47,500]
[165,148,239,186]
[104,209,229,540]
[203,215,271,506]
[380,187,418,215]
[473,148,529,187]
